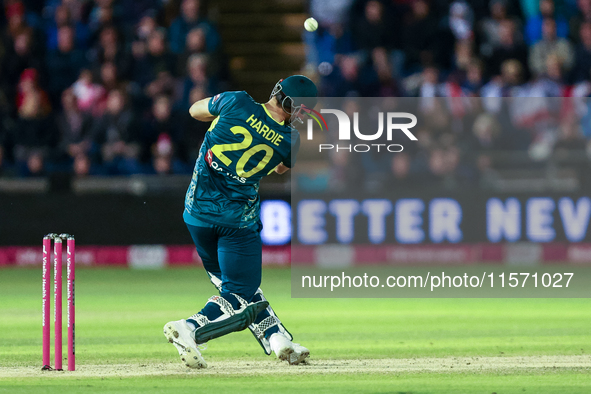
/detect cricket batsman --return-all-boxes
[164,75,318,368]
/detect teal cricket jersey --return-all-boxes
[184,91,300,228]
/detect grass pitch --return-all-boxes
[0,266,590,393]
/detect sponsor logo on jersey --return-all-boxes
[205,149,247,183]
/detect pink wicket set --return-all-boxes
[42,233,75,371]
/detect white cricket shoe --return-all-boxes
[269,333,310,365]
[163,319,207,369]
[290,342,310,365]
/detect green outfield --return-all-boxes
[0,266,590,393]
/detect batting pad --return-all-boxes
[193,300,269,344]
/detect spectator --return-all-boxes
[152,150,173,174]
[350,0,396,51]
[180,54,212,109]
[529,53,566,97]
[99,61,124,96]
[177,25,227,82]
[312,0,354,27]
[307,23,354,70]
[305,0,354,67]
[149,120,191,175]
[525,0,569,45]
[446,1,474,42]
[529,18,574,77]
[56,88,93,163]
[89,89,140,174]
[481,59,524,100]
[136,11,158,42]
[418,66,442,98]
[352,0,406,81]
[151,133,181,175]
[168,0,220,54]
[142,95,181,163]
[431,2,475,71]
[479,0,523,57]
[21,151,46,176]
[402,0,439,72]
[100,62,124,92]
[145,70,176,100]
[2,30,43,109]
[129,13,162,88]
[71,69,105,114]
[321,55,380,96]
[569,0,591,43]
[146,28,176,79]
[72,153,96,177]
[57,0,86,25]
[45,4,89,51]
[178,27,210,75]
[13,68,55,177]
[4,30,37,78]
[462,58,485,95]
[571,22,591,82]
[372,47,401,96]
[119,0,160,27]
[501,58,525,91]
[452,39,475,74]
[89,25,131,79]
[184,26,206,55]
[150,133,192,175]
[88,0,119,37]
[487,20,528,77]
[129,36,152,88]
[46,25,87,103]
[16,68,51,119]
[5,1,29,40]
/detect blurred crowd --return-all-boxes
[0,0,226,177]
[308,0,591,97]
[303,0,591,191]
[2,0,591,181]
[297,96,591,193]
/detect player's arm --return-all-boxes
[275,163,290,174]
[189,98,217,122]
[275,132,299,174]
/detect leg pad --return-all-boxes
[193,300,269,344]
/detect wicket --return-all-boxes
[42,233,75,371]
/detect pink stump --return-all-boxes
[42,236,51,369]
[54,238,63,371]
[67,237,75,371]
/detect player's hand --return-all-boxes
[275,163,290,174]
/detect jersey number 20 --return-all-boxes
[210,126,274,178]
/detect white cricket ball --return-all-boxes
[304,17,318,32]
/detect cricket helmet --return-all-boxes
[271,75,318,124]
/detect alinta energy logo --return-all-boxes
[304,107,418,153]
